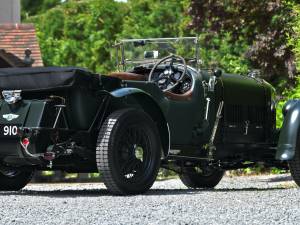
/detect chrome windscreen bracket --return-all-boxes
[208,76,217,92]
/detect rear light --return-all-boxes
[22,138,30,147]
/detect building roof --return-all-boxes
[0,49,28,67]
[0,23,43,67]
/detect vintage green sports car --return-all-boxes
[0,37,299,195]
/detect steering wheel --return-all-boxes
[148,54,187,92]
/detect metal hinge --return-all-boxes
[244,120,250,135]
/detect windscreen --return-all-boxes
[117,37,198,70]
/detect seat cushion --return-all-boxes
[164,90,193,101]
[108,72,146,81]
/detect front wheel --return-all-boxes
[0,165,34,191]
[179,166,224,189]
[96,108,161,195]
[289,135,300,186]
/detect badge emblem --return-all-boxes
[2,114,19,121]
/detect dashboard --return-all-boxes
[129,64,194,94]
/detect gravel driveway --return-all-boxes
[0,174,299,225]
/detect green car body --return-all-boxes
[0,37,298,195]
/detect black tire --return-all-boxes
[96,108,161,195]
[0,166,34,191]
[289,134,300,186]
[179,167,224,189]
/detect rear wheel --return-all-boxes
[0,165,34,191]
[96,108,161,195]
[179,166,224,189]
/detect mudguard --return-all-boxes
[110,87,148,98]
[276,99,300,160]
[109,87,170,158]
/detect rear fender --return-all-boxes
[276,100,300,160]
[109,88,170,158]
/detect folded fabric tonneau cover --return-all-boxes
[0,67,100,91]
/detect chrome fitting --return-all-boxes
[2,90,22,104]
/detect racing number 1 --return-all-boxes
[3,125,18,136]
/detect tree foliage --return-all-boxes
[21,0,62,18]
[27,0,188,73]
[24,0,300,81]
[277,4,300,127]
[29,0,127,73]
[291,4,300,71]
[188,0,297,81]
[120,0,187,38]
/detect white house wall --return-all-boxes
[0,0,20,23]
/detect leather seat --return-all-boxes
[164,90,193,101]
[108,72,146,81]
[109,72,192,101]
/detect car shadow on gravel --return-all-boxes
[0,186,290,197]
[263,175,293,182]
[146,187,290,195]
[0,189,112,197]
[0,189,199,197]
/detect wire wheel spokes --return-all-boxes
[117,126,151,180]
[121,157,143,179]
[0,166,21,178]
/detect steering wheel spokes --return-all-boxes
[157,76,176,90]
[148,54,187,92]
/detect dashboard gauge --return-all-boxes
[180,80,192,93]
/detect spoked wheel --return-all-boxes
[0,165,34,191]
[179,165,224,189]
[118,125,153,180]
[96,108,161,195]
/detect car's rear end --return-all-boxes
[0,67,103,190]
[0,95,56,166]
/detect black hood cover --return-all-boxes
[0,67,100,91]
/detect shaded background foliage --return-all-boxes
[189,0,297,82]
[21,0,300,178]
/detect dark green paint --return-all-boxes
[0,100,50,163]
[125,70,276,149]
[276,100,300,160]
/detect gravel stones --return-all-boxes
[0,174,299,225]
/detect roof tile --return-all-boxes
[0,23,43,67]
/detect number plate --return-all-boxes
[0,125,19,138]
